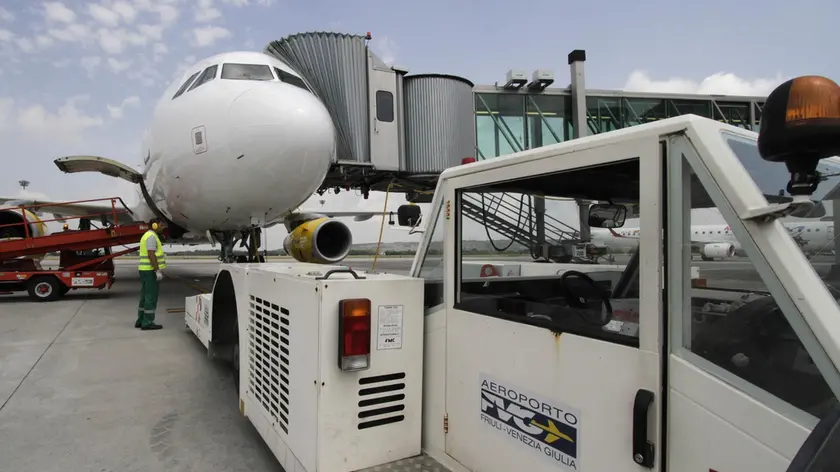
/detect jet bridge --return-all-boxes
[265,32,476,198]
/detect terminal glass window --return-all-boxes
[673,147,838,423]
[172,71,201,99]
[221,63,274,81]
[188,64,218,91]
[526,95,572,147]
[455,159,642,347]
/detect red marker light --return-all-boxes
[338,298,371,371]
[462,157,476,165]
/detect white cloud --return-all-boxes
[137,24,164,41]
[220,0,277,6]
[369,35,397,65]
[0,7,14,22]
[88,4,121,27]
[107,57,132,72]
[112,1,138,24]
[623,71,786,96]
[107,95,140,119]
[43,2,77,23]
[14,96,104,144]
[80,56,102,75]
[35,35,54,48]
[15,38,35,53]
[154,5,180,25]
[0,28,13,42]
[195,0,222,22]
[189,25,231,47]
[152,42,168,61]
[97,28,124,54]
[48,23,89,43]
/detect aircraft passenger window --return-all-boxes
[455,158,641,347]
[188,64,218,91]
[416,202,446,310]
[221,63,274,81]
[675,152,837,423]
[172,71,201,99]
[376,90,394,122]
[273,67,309,91]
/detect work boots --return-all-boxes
[135,320,163,330]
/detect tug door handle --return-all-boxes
[633,389,655,468]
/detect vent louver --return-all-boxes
[248,295,291,434]
[357,372,406,429]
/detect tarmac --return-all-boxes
[0,255,835,471]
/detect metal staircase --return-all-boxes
[460,192,581,258]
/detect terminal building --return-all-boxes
[264,31,839,262]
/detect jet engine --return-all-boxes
[699,242,735,260]
[0,208,47,241]
[283,216,353,264]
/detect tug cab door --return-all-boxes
[439,136,665,472]
[661,129,840,471]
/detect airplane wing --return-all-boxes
[0,197,137,226]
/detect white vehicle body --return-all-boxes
[591,220,835,258]
[188,114,840,472]
[0,51,399,262]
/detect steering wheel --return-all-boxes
[558,270,613,326]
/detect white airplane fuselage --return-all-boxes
[135,51,336,235]
[591,221,835,255]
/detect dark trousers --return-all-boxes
[137,271,159,327]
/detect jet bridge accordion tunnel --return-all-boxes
[265,32,477,199]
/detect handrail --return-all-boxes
[0,197,134,238]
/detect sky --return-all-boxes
[0,0,837,249]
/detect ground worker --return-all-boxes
[136,218,166,330]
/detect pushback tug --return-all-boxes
[185,76,840,471]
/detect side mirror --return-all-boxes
[397,204,422,227]
[588,203,627,228]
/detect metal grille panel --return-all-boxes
[357,372,407,430]
[248,294,291,434]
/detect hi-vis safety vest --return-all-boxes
[139,230,167,271]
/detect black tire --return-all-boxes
[27,276,63,302]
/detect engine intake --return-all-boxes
[700,242,735,260]
[283,217,353,264]
[0,209,47,241]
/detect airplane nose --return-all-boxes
[225,83,336,216]
[228,84,336,162]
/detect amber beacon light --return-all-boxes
[758,75,840,196]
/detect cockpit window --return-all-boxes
[274,67,309,91]
[188,65,218,91]
[172,71,201,99]
[221,63,274,81]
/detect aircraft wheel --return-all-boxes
[27,276,62,302]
